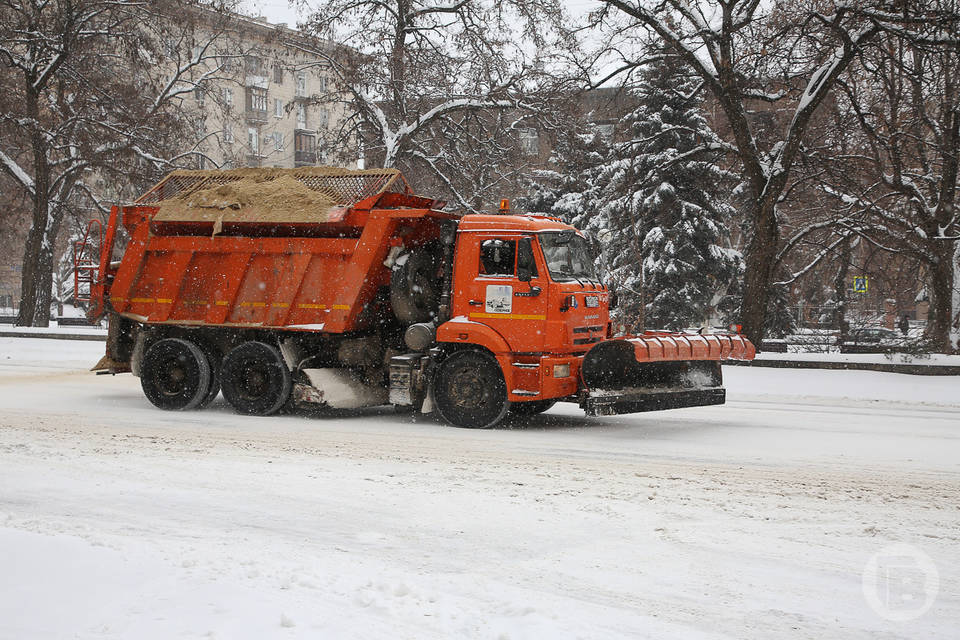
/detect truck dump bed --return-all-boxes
[102,167,456,333]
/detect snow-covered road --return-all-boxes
[1,337,957,639]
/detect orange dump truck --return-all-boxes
[77,167,754,428]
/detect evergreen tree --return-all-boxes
[588,51,741,331]
[519,128,607,222]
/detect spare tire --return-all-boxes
[390,244,441,324]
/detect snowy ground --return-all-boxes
[0,337,957,639]
[753,350,960,366]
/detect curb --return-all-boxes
[0,330,106,342]
[726,359,960,376]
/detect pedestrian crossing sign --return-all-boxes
[853,276,868,293]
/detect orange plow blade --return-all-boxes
[579,332,755,417]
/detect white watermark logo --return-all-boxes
[863,543,939,622]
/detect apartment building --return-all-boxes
[0,9,356,315]
[185,12,354,170]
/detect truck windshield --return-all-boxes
[539,232,598,282]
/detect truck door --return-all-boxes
[459,234,548,353]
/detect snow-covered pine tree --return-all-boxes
[519,127,607,221]
[589,49,741,331]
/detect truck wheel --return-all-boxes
[194,339,222,409]
[140,338,211,411]
[221,341,292,416]
[433,350,509,429]
[391,246,440,324]
[508,399,557,416]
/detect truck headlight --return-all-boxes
[553,364,570,378]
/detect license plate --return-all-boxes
[585,296,599,308]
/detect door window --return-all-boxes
[479,239,516,276]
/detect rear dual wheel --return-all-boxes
[220,341,292,416]
[140,338,211,411]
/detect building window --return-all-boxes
[317,75,328,93]
[274,98,283,118]
[245,55,265,76]
[295,72,307,97]
[273,64,283,84]
[223,127,234,144]
[195,84,205,106]
[518,127,539,156]
[295,131,316,165]
[296,102,307,129]
[318,108,329,128]
[222,87,233,109]
[248,127,259,155]
[272,132,284,151]
[246,87,268,117]
[219,54,236,72]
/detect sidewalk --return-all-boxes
[728,351,960,376]
[0,325,107,342]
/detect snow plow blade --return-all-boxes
[583,387,726,417]
[579,333,754,417]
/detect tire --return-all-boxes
[220,341,292,416]
[391,245,441,324]
[194,339,222,409]
[140,338,211,411]
[433,350,509,429]
[508,399,557,416]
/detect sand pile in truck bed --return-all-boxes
[154,175,335,224]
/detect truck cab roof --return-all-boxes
[457,214,579,234]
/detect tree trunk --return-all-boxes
[925,240,957,353]
[739,198,779,345]
[834,236,851,342]
[953,241,960,352]
[16,87,56,327]
[16,204,57,328]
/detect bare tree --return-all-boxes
[296,0,574,209]
[590,0,955,345]
[815,24,960,352]
[0,0,237,326]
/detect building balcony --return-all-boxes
[246,154,264,167]
[294,150,317,166]
[245,109,268,124]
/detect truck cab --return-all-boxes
[426,214,611,426]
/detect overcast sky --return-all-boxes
[238,0,598,28]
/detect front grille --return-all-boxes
[573,325,604,334]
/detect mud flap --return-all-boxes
[90,354,132,374]
[582,387,725,417]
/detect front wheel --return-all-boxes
[221,341,292,416]
[433,350,509,429]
